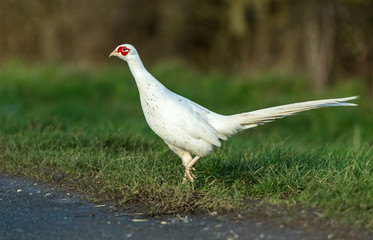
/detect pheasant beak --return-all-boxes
[109,50,120,58]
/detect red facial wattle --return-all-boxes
[118,47,130,56]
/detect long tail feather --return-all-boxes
[233,96,358,130]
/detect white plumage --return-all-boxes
[110,44,357,183]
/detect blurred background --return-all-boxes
[0,0,372,93]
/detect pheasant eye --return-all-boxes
[118,47,130,56]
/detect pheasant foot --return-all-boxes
[182,156,200,183]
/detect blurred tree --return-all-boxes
[303,0,336,91]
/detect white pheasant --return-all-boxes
[109,44,357,183]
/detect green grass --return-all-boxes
[0,62,372,228]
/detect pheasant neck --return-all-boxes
[127,55,166,93]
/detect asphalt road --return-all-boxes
[0,174,371,240]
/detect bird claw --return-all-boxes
[190,169,196,178]
[182,156,200,183]
[183,166,196,183]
